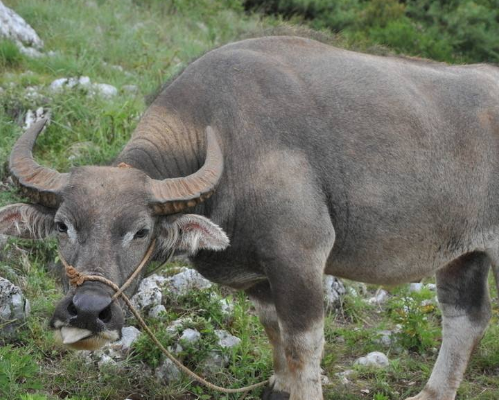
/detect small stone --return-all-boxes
[130,278,162,312]
[324,275,346,309]
[50,76,91,92]
[89,83,117,99]
[426,283,436,291]
[202,350,229,372]
[165,317,193,335]
[374,330,394,347]
[167,268,212,296]
[155,358,181,383]
[24,107,50,129]
[335,369,354,385]
[367,289,389,305]
[148,304,166,318]
[219,297,234,317]
[179,328,200,344]
[354,351,389,368]
[97,354,116,367]
[0,277,30,335]
[116,326,141,351]
[409,283,423,293]
[24,86,44,101]
[141,274,169,289]
[215,330,241,349]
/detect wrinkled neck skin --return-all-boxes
[115,104,204,182]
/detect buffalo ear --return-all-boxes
[162,214,229,254]
[0,203,55,239]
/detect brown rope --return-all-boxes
[59,242,268,395]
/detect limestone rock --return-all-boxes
[0,277,30,335]
[0,1,43,56]
[179,328,201,344]
[367,289,389,305]
[130,277,162,313]
[155,358,181,383]
[24,107,50,129]
[167,268,212,296]
[202,350,229,372]
[355,351,389,368]
[148,304,166,318]
[409,282,423,293]
[324,275,346,309]
[215,330,241,349]
[88,83,117,99]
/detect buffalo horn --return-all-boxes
[9,118,68,208]
[148,126,224,214]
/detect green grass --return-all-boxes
[2,0,499,399]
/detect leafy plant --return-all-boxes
[0,345,42,399]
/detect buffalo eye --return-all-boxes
[134,229,149,239]
[56,221,68,233]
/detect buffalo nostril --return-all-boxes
[67,301,78,317]
[98,305,112,324]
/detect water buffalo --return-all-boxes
[1,35,499,400]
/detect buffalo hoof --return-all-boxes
[262,386,290,400]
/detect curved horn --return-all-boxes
[148,126,224,214]
[9,118,68,208]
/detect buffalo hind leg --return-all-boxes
[406,252,491,400]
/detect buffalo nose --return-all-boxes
[69,287,113,331]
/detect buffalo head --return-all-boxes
[0,119,229,350]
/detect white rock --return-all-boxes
[24,86,44,101]
[354,351,389,368]
[0,277,30,333]
[19,46,41,57]
[148,304,166,318]
[24,107,50,130]
[202,350,229,372]
[374,330,395,347]
[140,274,169,290]
[0,1,43,55]
[116,326,141,351]
[50,76,91,92]
[130,278,162,312]
[335,369,354,385]
[367,289,389,305]
[89,83,117,99]
[215,330,241,349]
[179,328,200,344]
[426,283,437,291]
[167,268,212,296]
[324,275,346,309]
[347,282,368,298]
[155,358,181,383]
[409,283,423,293]
[165,317,193,335]
[97,354,116,367]
[219,297,234,316]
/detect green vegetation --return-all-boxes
[244,0,499,63]
[1,0,499,399]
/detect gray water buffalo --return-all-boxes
[1,36,499,400]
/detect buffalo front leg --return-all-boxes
[406,252,491,400]
[263,257,326,400]
[249,282,292,400]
